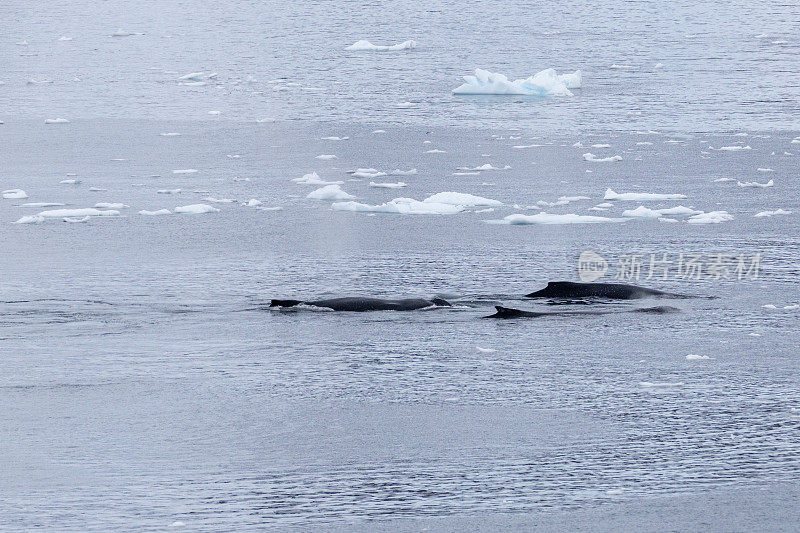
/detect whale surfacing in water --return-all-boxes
[270,297,451,312]
[525,281,684,299]
[484,305,680,319]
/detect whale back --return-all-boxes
[526,281,666,299]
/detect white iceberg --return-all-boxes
[351,168,386,179]
[718,145,751,151]
[604,189,687,201]
[391,168,418,176]
[172,169,198,174]
[292,171,343,185]
[584,153,622,162]
[14,207,120,223]
[737,179,773,188]
[345,39,417,51]
[20,202,64,207]
[2,189,28,199]
[174,204,219,214]
[452,68,581,96]
[306,184,356,201]
[315,154,337,160]
[333,198,463,215]
[687,211,734,224]
[44,118,69,124]
[369,181,407,188]
[423,192,501,206]
[94,202,129,209]
[754,209,791,217]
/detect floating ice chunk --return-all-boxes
[256,206,283,211]
[244,199,262,207]
[476,347,497,353]
[94,202,129,209]
[111,29,139,37]
[345,39,417,51]
[654,62,664,68]
[372,129,386,134]
[172,169,198,174]
[13,215,46,224]
[513,144,543,149]
[63,216,90,223]
[713,177,734,182]
[292,172,343,185]
[88,187,107,192]
[44,118,69,124]
[457,163,502,171]
[559,195,591,203]
[177,72,205,81]
[321,136,349,141]
[208,110,220,116]
[391,168,418,176]
[60,179,80,184]
[315,154,337,160]
[584,153,622,162]
[636,141,653,146]
[594,202,613,208]
[452,68,581,96]
[622,206,661,218]
[687,211,734,224]
[369,181,407,188]
[757,168,774,172]
[718,145,752,151]
[754,209,791,217]
[591,144,611,148]
[174,204,219,214]
[785,304,799,310]
[351,168,386,179]
[657,205,702,216]
[306,184,355,201]
[639,381,684,387]
[737,179,773,188]
[16,40,29,46]
[425,149,446,153]
[604,189,687,201]
[423,192,501,206]
[58,36,73,41]
[204,197,235,203]
[139,209,172,215]
[2,189,28,199]
[170,521,186,528]
[160,132,181,136]
[659,217,679,223]
[333,198,463,215]
[490,212,626,225]
[762,304,777,309]
[395,101,417,108]
[610,64,634,70]
[20,202,64,207]
[686,354,711,360]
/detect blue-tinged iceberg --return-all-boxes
[452,68,581,96]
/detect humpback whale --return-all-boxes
[270,297,451,312]
[525,281,685,299]
[484,305,680,319]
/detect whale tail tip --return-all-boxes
[270,299,302,308]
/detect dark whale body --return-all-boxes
[526,281,684,300]
[484,305,680,319]
[270,297,451,312]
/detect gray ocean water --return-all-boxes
[2,1,800,531]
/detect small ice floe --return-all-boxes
[88,187,107,191]
[610,64,634,70]
[654,62,664,68]
[369,181,407,188]
[425,149,446,153]
[713,177,734,182]
[44,118,69,124]
[754,209,791,217]
[292,172,343,185]
[63,216,90,223]
[157,188,181,194]
[94,202,128,209]
[513,144,543,149]
[490,212,626,225]
[315,154,337,160]
[686,354,711,360]
[244,199,262,207]
[227,155,241,159]
[591,144,611,148]
[110,29,141,37]
[604,189,686,201]
[16,40,29,46]
[784,304,799,310]
[372,129,386,134]
[476,347,497,353]
[475,208,494,213]
[2,189,28,199]
[639,381,684,388]
[139,209,171,215]
[584,153,622,162]
[160,132,181,136]
[256,206,283,211]
[687,211,734,224]
[172,169,198,174]
[622,205,700,218]
[391,168,418,175]
[177,72,205,81]
[351,168,386,179]
[395,101,417,108]
[737,179,773,188]
[27,79,53,85]
[60,179,80,184]
[762,304,777,309]
[659,217,679,223]
[174,204,219,214]
[208,110,220,116]
[452,68,581,96]
[453,172,480,176]
[457,163,501,171]
[332,198,463,215]
[58,36,73,41]
[256,117,276,123]
[20,202,64,207]
[636,141,653,146]
[321,136,349,141]
[424,192,501,206]
[345,39,417,51]
[204,197,235,203]
[14,207,120,224]
[170,521,186,528]
[717,145,752,151]
[757,168,774,172]
[306,184,356,200]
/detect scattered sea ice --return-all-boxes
[604,189,687,201]
[139,209,171,215]
[754,209,791,217]
[60,179,80,184]
[369,181,407,188]
[315,154,337,160]
[44,118,69,124]
[391,168,417,175]
[292,172,343,185]
[718,145,751,151]
[157,189,181,194]
[452,68,581,96]
[244,199,262,207]
[20,202,64,207]
[321,136,349,141]
[172,169,198,174]
[351,168,386,179]
[204,197,235,203]
[94,202,128,209]
[490,212,626,225]
[687,211,734,224]
[686,354,711,360]
[423,192,501,206]
[345,39,417,51]
[737,179,773,188]
[476,347,497,353]
[332,198,463,215]
[584,153,622,162]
